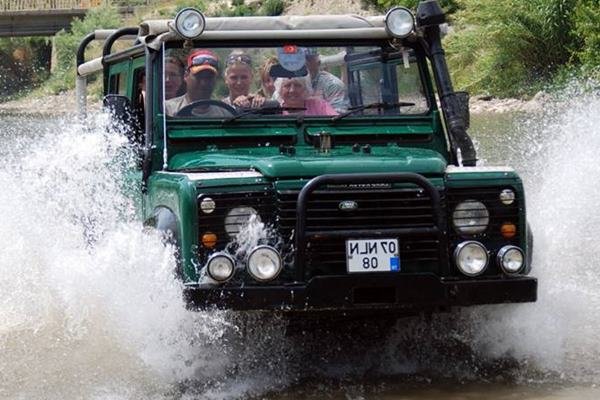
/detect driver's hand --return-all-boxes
[233,95,266,108]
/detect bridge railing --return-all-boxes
[1,0,151,12]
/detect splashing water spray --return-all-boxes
[2,82,600,399]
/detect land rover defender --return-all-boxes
[76,1,537,314]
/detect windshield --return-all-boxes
[162,44,429,120]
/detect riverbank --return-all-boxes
[0,90,92,116]
[0,90,547,116]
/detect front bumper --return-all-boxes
[184,274,537,312]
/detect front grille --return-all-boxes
[277,186,444,277]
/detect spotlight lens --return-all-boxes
[174,8,206,39]
[454,241,488,276]
[247,246,282,282]
[385,7,415,38]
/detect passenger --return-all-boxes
[257,56,278,99]
[164,56,186,100]
[275,76,337,116]
[222,50,266,108]
[165,49,232,117]
[304,48,348,112]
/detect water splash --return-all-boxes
[0,114,288,399]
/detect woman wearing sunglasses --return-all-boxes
[222,51,266,109]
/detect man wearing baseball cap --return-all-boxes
[166,49,233,117]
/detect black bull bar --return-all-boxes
[185,173,537,311]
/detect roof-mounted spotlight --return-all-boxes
[174,8,206,40]
[385,7,415,38]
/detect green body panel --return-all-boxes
[144,172,199,281]
[169,147,448,178]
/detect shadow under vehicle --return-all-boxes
[76,1,536,317]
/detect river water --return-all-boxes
[1,86,600,399]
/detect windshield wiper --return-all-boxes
[331,101,416,122]
[223,106,306,123]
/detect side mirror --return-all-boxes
[103,94,143,145]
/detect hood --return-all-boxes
[169,146,448,178]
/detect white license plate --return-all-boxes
[346,238,400,273]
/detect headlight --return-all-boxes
[454,241,488,276]
[452,200,489,235]
[225,206,260,238]
[497,245,524,274]
[206,252,235,282]
[174,8,206,39]
[247,246,282,282]
[385,7,415,38]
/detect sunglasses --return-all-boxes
[226,54,252,66]
[190,55,219,69]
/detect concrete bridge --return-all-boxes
[0,1,145,37]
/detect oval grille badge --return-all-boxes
[339,200,358,211]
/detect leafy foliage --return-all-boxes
[444,0,586,97]
[46,6,121,94]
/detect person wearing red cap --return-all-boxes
[165,49,233,117]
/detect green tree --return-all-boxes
[47,6,121,94]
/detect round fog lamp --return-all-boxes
[385,7,415,38]
[247,246,282,282]
[206,253,235,282]
[174,8,206,39]
[497,245,524,274]
[454,241,488,276]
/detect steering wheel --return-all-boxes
[175,100,237,117]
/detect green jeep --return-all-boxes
[76,1,536,314]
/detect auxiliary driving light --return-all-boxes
[206,252,235,282]
[497,245,524,274]
[385,7,415,38]
[247,245,282,282]
[454,241,489,276]
[174,8,206,39]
